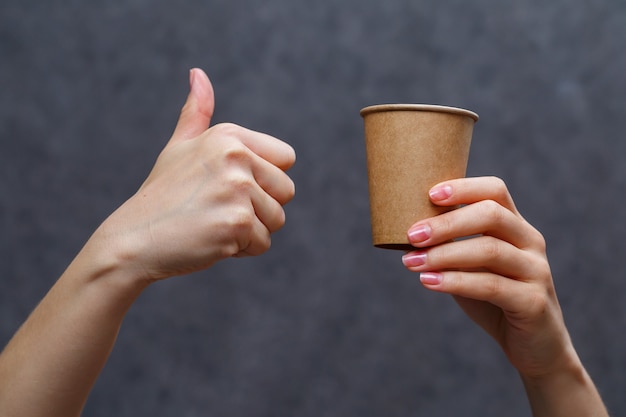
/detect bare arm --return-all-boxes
[0,68,296,417]
[0,237,148,417]
[402,176,608,417]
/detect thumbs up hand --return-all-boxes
[95,68,296,282]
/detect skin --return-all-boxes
[0,69,608,416]
[0,68,295,417]
[402,176,609,417]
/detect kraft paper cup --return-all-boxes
[360,104,478,250]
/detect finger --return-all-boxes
[232,125,296,172]
[407,199,543,250]
[249,182,288,233]
[233,216,272,257]
[417,270,541,316]
[239,179,291,255]
[403,236,546,282]
[250,158,296,206]
[168,68,215,145]
[428,176,520,215]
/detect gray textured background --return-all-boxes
[1,1,625,416]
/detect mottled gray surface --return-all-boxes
[1,1,625,416]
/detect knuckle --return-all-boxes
[222,143,252,165]
[259,201,286,233]
[443,270,465,291]
[219,241,242,259]
[427,242,451,267]
[528,255,553,285]
[225,205,256,236]
[529,227,547,252]
[241,232,272,257]
[483,274,504,298]
[430,212,454,236]
[225,171,255,193]
[478,199,506,225]
[282,178,296,203]
[211,122,242,138]
[488,176,508,197]
[273,207,287,230]
[478,237,503,262]
[257,234,272,253]
[525,285,550,315]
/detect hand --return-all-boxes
[401,177,574,378]
[93,68,296,282]
[0,69,295,417]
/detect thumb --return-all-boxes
[168,68,215,144]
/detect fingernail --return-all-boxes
[402,252,427,267]
[419,272,442,285]
[429,184,453,201]
[408,224,431,243]
[189,69,195,89]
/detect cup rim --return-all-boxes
[360,104,479,121]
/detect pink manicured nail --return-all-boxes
[419,272,442,285]
[429,184,453,201]
[402,252,427,267]
[408,224,431,243]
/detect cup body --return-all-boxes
[361,104,478,250]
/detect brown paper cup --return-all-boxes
[361,104,478,250]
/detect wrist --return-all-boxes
[67,222,152,304]
[520,350,585,392]
[520,349,607,417]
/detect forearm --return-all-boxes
[0,234,148,417]
[521,353,608,417]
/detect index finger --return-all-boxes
[429,176,520,216]
[221,123,296,171]
[408,199,539,250]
